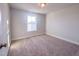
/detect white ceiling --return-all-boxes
[9,3,78,14]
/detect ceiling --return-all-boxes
[9,3,78,14]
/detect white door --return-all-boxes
[0,3,10,56]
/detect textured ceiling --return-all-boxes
[9,3,78,14]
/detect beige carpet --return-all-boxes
[8,35,79,56]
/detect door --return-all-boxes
[0,3,10,56]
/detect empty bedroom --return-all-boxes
[0,3,79,56]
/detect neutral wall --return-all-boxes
[46,5,79,44]
[0,3,10,56]
[10,8,46,40]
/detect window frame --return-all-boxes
[27,15,37,32]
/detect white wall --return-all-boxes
[46,5,79,45]
[10,8,46,40]
[0,3,10,56]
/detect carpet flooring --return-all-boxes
[8,35,79,56]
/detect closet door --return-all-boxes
[0,3,10,56]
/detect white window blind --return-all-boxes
[27,16,37,32]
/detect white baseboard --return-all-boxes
[12,34,45,40]
[12,35,27,40]
[46,33,79,45]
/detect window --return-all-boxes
[27,16,37,32]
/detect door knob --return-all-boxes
[0,43,7,49]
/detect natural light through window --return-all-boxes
[27,16,37,32]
